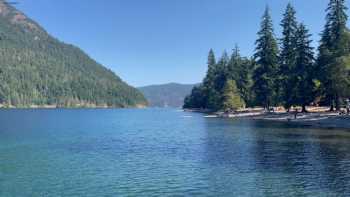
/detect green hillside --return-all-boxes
[139,83,196,107]
[0,1,147,108]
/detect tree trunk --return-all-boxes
[302,105,308,113]
[335,96,341,111]
[265,102,269,112]
[330,99,335,111]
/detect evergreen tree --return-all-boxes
[227,45,252,106]
[227,45,241,81]
[211,51,230,110]
[215,51,230,93]
[203,49,220,110]
[203,49,217,90]
[253,7,279,109]
[184,2,350,112]
[222,80,245,111]
[294,23,315,112]
[317,0,350,111]
[203,49,219,109]
[184,50,232,111]
[183,85,206,109]
[279,3,298,110]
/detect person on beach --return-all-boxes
[346,99,350,115]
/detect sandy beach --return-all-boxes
[199,107,350,129]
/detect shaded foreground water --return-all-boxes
[0,108,350,196]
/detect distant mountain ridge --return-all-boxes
[0,1,147,108]
[139,83,197,108]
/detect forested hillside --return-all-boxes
[0,1,147,108]
[184,1,350,112]
[139,83,195,107]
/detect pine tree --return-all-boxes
[295,23,315,112]
[279,3,298,110]
[222,80,245,111]
[253,6,279,110]
[317,0,350,111]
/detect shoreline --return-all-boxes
[0,104,148,109]
[185,108,350,130]
[251,112,350,130]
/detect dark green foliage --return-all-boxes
[252,7,279,109]
[278,4,317,112]
[227,46,253,106]
[279,3,298,110]
[185,1,349,112]
[214,52,230,93]
[203,51,230,111]
[139,83,196,107]
[317,0,350,110]
[294,24,316,112]
[222,80,245,111]
[183,85,206,109]
[184,48,253,111]
[0,2,147,108]
[202,49,220,109]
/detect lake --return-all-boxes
[0,108,350,196]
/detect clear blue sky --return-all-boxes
[14,0,350,87]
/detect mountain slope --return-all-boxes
[0,1,147,108]
[139,83,196,107]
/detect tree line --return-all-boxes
[184,0,350,112]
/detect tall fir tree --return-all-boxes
[317,0,350,111]
[203,49,219,109]
[279,3,298,110]
[203,49,217,88]
[253,6,279,109]
[294,23,316,112]
[213,51,230,110]
[184,49,217,110]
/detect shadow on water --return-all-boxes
[202,118,350,196]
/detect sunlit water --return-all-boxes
[0,108,350,196]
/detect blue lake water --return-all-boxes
[0,108,350,196]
